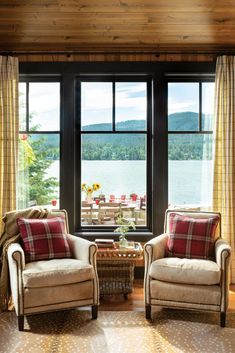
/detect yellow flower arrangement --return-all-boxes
[81,183,101,196]
[93,183,100,191]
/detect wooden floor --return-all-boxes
[99,280,235,312]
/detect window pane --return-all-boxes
[202,82,215,131]
[168,83,199,131]
[18,133,60,209]
[19,82,26,131]
[81,82,112,131]
[168,134,213,208]
[29,82,60,131]
[116,82,147,131]
[81,134,146,226]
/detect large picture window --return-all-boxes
[18,80,61,209]
[168,81,215,208]
[18,62,215,236]
[79,80,149,227]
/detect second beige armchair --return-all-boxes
[144,210,231,327]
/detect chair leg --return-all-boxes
[18,315,24,331]
[220,312,226,327]
[92,305,98,319]
[145,304,151,320]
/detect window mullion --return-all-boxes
[199,82,202,132]
[26,81,29,132]
[112,81,115,131]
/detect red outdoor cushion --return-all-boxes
[166,213,220,260]
[18,217,72,262]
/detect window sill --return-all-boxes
[74,231,155,242]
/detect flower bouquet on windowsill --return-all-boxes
[81,183,101,203]
[114,217,136,248]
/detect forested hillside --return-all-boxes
[81,112,213,160]
[30,112,213,160]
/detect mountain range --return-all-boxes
[82,111,213,132]
[31,112,213,160]
[81,112,213,160]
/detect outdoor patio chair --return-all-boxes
[98,202,121,224]
[81,201,99,225]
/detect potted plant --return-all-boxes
[114,217,136,248]
[130,193,138,202]
[98,193,106,202]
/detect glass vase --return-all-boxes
[119,233,128,248]
[86,193,93,203]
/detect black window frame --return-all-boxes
[75,76,152,232]
[19,61,216,242]
[167,77,215,134]
[167,77,215,209]
[18,76,62,209]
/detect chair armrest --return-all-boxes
[7,243,25,271]
[66,234,97,265]
[144,233,168,305]
[215,238,231,269]
[215,238,231,312]
[7,243,25,316]
[144,233,168,264]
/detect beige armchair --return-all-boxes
[144,210,231,327]
[7,209,99,331]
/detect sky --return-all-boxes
[168,82,214,115]
[82,81,215,125]
[19,81,215,131]
[81,82,147,127]
[19,82,60,131]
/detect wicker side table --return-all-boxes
[97,242,143,298]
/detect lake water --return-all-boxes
[169,160,212,206]
[47,159,213,206]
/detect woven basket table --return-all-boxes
[97,242,143,298]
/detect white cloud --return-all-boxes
[168,98,198,115]
[82,83,112,110]
[29,83,60,130]
[82,82,146,112]
[30,83,60,114]
[81,82,147,124]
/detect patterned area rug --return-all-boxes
[1,309,235,353]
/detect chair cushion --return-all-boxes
[18,217,72,262]
[149,257,221,285]
[150,280,221,306]
[166,213,220,259]
[22,258,95,288]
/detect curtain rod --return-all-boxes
[0,50,233,56]
[1,49,235,57]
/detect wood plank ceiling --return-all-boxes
[0,0,235,54]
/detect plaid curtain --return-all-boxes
[213,55,235,282]
[0,56,19,230]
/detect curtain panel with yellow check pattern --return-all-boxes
[213,55,235,282]
[0,56,19,229]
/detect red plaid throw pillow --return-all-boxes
[166,213,220,260]
[18,217,72,262]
